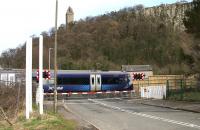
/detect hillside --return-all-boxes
[0,2,198,74]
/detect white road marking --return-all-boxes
[89,99,200,129]
[63,104,102,130]
[65,103,98,105]
[94,98,122,101]
[63,99,88,102]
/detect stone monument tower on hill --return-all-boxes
[66,6,74,25]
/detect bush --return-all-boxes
[0,83,25,119]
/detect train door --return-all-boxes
[90,74,96,91]
[96,74,101,91]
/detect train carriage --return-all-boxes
[43,71,133,93]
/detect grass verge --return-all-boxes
[0,110,77,130]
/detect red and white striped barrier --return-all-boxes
[44,90,134,96]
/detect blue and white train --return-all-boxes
[42,71,133,93]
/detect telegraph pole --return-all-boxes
[54,0,58,113]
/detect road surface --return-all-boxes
[64,98,200,130]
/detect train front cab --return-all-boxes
[90,72,133,92]
[101,73,132,91]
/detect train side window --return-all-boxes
[62,77,90,85]
[97,78,100,85]
[102,76,126,84]
[57,77,63,85]
[92,77,95,85]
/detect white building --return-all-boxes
[0,69,24,86]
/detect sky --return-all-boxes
[0,0,192,54]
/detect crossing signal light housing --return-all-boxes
[43,71,48,79]
[43,70,51,80]
[36,70,39,82]
[133,73,145,80]
[36,69,51,82]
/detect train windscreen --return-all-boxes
[102,75,128,84]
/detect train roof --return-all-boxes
[57,71,127,75]
[32,70,128,77]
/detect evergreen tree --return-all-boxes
[183,0,200,73]
[183,0,200,38]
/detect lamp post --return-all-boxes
[54,0,58,113]
[48,48,53,71]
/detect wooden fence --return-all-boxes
[133,75,196,96]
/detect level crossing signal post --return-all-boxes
[39,35,44,115]
[26,35,44,119]
[26,38,32,119]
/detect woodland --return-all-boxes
[0,3,199,74]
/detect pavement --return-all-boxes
[132,98,200,113]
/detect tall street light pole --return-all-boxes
[54,0,58,113]
[49,48,53,71]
